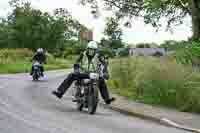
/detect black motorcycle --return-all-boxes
[32,61,42,81]
[73,64,99,115]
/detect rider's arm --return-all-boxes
[73,52,84,72]
[98,54,106,65]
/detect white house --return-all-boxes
[129,48,166,56]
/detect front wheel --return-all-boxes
[33,75,38,81]
[74,84,83,111]
[87,85,99,114]
[32,71,39,81]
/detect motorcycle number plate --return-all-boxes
[34,66,38,69]
[81,89,84,94]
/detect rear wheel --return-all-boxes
[88,85,99,114]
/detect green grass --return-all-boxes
[108,57,200,113]
[0,61,73,74]
[0,63,31,74]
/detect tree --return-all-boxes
[137,43,150,48]
[104,17,123,41]
[79,0,200,40]
[0,0,82,52]
[0,18,10,48]
[7,3,62,50]
[101,17,124,50]
[53,8,82,39]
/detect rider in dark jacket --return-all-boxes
[30,48,46,76]
[52,41,115,104]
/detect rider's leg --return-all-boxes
[52,73,89,99]
[40,66,44,76]
[98,78,115,104]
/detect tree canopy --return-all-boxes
[0,0,83,52]
[100,17,124,51]
[79,0,200,40]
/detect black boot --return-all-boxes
[52,91,63,99]
[105,97,116,105]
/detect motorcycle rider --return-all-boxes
[30,48,47,77]
[52,41,115,104]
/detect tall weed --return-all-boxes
[0,48,33,63]
[108,57,200,113]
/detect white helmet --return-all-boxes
[37,48,44,53]
[87,41,98,49]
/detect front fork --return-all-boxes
[74,81,96,106]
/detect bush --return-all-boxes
[118,48,129,57]
[100,48,115,58]
[0,48,33,63]
[175,41,200,65]
[108,57,200,113]
[152,51,163,57]
[63,48,75,58]
[136,43,151,48]
[59,42,86,58]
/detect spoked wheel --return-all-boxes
[87,86,99,115]
[74,85,84,111]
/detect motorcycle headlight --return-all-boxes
[89,73,99,80]
[34,66,38,69]
[83,79,91,84]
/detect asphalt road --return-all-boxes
[0,70,190,133]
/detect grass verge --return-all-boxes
[108,57,200,113]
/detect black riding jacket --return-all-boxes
[32,52,46,64]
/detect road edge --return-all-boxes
[99,101,200,133]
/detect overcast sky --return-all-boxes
[0,0,193,44]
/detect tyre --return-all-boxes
[32,71,38,81]
[75,85,83,111]
[88,85,99,114]
[33,75,38,81]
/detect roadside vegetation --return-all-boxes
[108,41,200,114]
[0,48,74,74]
